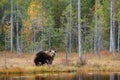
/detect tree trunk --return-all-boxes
[78,0,83,64]
[110,0,116,54]
[4,34,7,68]
[0,20,2,34]
[48,23,51,50]
[40,5,44,51]
[94,0,100,58]
[118,21,120,52]
[69,0,72,54]
[16,1,20,54]
[84,21,87,53]
[10,0,14,52]
[33,23,36,53]
[66,25,69,64]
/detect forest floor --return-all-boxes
[0,50,120,74]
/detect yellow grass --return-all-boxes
[0,66,77,74]
[0,50,120,74]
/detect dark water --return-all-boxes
[0,72,120,80]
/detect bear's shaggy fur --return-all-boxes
[34,50,56,66]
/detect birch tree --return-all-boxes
[118,22,120,52]
[69,0,72,54]
[61,2,76,63]
[66,25,69,64]
[94,0,100,57]
[78,0,83,64]
[47,15,54,50]
[16,0,21,54]
[110,0,116,54]
[10,0,14,52]
[116,1,120,52]
[40,4,44,51]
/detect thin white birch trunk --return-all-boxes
[78,0,83,63]
[10,0,14,52]
[48,23,51,50]
[69,0,72,54]
[16,1,20,54]
[66,25,69,64]
[110,0,116,54]
[40,5,44,51]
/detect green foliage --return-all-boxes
[0,34,4,50]
[0,0,120,52]
[41,0,68,28]
[50,28,66,51]
[17,0,31,19]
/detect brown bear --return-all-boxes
[34,50,56,66]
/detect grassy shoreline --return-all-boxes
[0,64,120,74]
[0,65,77,74]
[0,51,120,74]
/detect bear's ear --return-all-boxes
[49,50,51,52]
[49,50,56,53]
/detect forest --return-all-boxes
[0,0,120,76]
[0,0,120,73]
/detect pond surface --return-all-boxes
[0,72,120,80]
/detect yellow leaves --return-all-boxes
[94,3,103,14]
[97,4,104,15]
[3,23,10,33]
[27,0,48,26]
[28,0,42,20]
[22,20,33,43]
[20,0,49,45]
[22,20,32,34]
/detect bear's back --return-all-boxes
[36,51,45,56]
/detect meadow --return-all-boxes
[0,51,120,74]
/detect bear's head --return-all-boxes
[46,50,56,57]
[50,50,56,57]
